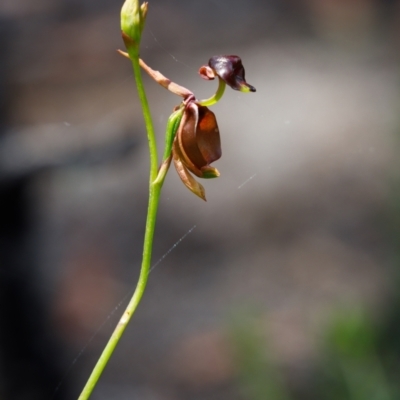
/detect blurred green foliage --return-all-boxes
[229,313,292,400]
[318,309,396,400]
[229,307,400,400]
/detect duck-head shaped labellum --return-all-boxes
[200,55,256,93]
[172,103,221,201]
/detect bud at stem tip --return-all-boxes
[121,0,148,48]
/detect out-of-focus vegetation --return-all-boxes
[230,306,400,400]
[230,313,291,400]
[316,309,397,400]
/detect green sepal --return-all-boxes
[162,107,184,162]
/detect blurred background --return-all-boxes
[1,0,400,399]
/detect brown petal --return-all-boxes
[172,145,206,201]
[196,106,221,165]
[177,103,209,174]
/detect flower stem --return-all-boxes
[77,53,161,400]
[197,77,226,107]
[132,56,159,181]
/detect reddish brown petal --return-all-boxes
[178,103,209,172]
[196,106,222,165]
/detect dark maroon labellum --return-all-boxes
[209,55,256,93]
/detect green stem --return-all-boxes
[78,54,161,400]
[131,55,159,181]
[197,77,226,107]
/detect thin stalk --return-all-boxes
[132,56,159,181]
[78,55,161,400]
[197,77,226,107]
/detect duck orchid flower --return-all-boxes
[118,50,255,200]
[170,55,255,200]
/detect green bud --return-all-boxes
[140,2,148,28]
[121,0,148,49]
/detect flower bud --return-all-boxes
[140,2,148,22]
[121,0,148,48]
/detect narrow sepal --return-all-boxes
[172,145,206,201]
